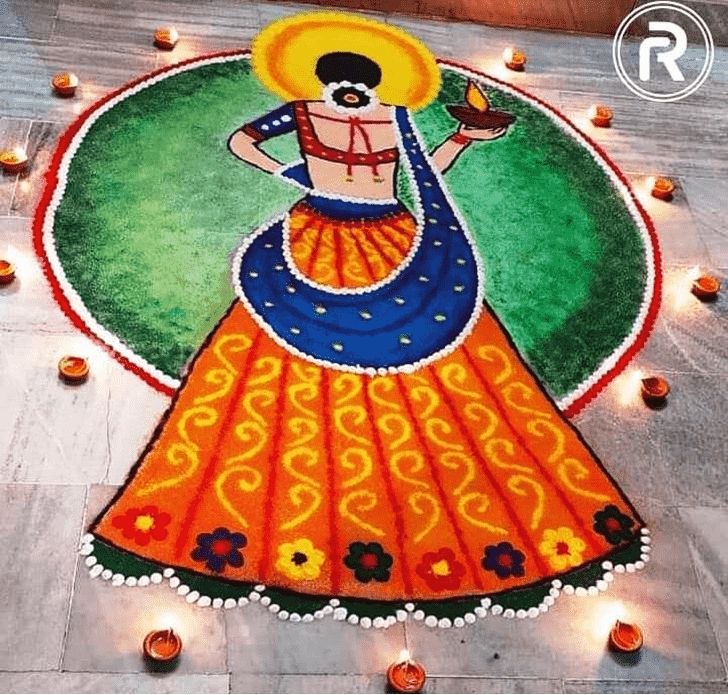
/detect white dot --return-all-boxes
[332,342,344,352]
[290,327,301,335]
[399,335,412,345]
[261,124,270,131]
[359,310,372,320]
[314,305,326,315]
[272,119,280,126]
[281,114,291,123]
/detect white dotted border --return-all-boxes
[81,528,651,628]
[41,53,656,410]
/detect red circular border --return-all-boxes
[32,51,662,415]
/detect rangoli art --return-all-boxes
[36,12,660,627]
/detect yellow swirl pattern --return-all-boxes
[439,362,482,400]
[458,492,508,535]
[484,438,533,474]
[440,451,476,496]
[503,382,553,419]
[341,447,374,489]
[280,483,323,530]
[558,458,611,502]
[213,334,253,375]
[378,413,412,450]
[390,450,430,490]
[215,465,263,528]
[507,474,545,530]
[282,446,321,489]
[476,345,512,384]
[339,490,385,536]
[408,491,441,543]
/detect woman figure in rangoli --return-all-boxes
[89,13,648,625]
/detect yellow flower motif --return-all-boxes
[538,526,587,571]
[275,538,326,581]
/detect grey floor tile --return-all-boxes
[2,671,230,694]
[0,483,86,670]
[230,673,386,693]
[404,505,725,681]
[0,215,77,334]
[564,680,728,693]
[683,176,728,268]
[0,0,59,41]
[10,119,64,216]
[105,364,169,486]
[0,118,31,214]
[226,606,406,675]
[63,484,229,674]
[426,678,564,693]
[0,331,113,483]
[53,0,260,54]
[681,507,728,672]
[0,41,155,121]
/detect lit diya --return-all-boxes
[589,104,613,128]
[503,47,527,71]
[650,177,675,201]
[0,147,28,174]
[609,620,644,653]
[447,81,516,131]
[58,355,90,384]
[52,71,79,97]
[154,27,179,50]
[691,273,721,301]
[386,650,427,694]
[641,375,670,406]
[143,628,183,662]
[0,259,16,285]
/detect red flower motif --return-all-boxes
[112,505,171,546]
[416,548,466,591]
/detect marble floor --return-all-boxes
[1,1,727,693]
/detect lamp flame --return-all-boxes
[465,81,490,113]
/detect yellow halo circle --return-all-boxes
[251,12,441,111]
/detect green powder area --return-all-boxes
[53,59,646,398]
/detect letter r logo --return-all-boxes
[638,21,688,81]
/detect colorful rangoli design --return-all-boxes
[37,12,659,627]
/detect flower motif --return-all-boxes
[275,538,326,581]
[343,541,393,583]
[111,505,171,546]
[481,541,526,579]
[191,527,247,573]
[593,505,636,545]
[416,548,466,590]
[538,527,586,571]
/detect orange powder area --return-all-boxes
[287,201,417,288]
[94,301,638,602]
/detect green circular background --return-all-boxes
[52,58,647,400]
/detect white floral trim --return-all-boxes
[321,80,380,114]
[82,529,651,629]
[44,53,657,411]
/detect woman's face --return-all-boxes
[315,51,382,113]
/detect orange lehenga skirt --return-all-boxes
[88,201,648,625]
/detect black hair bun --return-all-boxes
[315,52,382,88]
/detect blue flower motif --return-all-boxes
[482,541,526,579]
[191,527,247,573]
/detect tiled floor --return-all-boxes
[1,1,727,693]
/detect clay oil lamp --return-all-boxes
[503,47,527,71]
[691,273,721,301]
[142,627,182,662]
[58,355,90,384]
[0,259,16,286]
[650,177,675,201]
[386,649,426,694]
[589,104,613,128]
[52,71,79,97]
[447,81,516,131]
[154,27,179,50]
[640,375,670,406]
[0,147,28,174]
[609,619,644,653]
